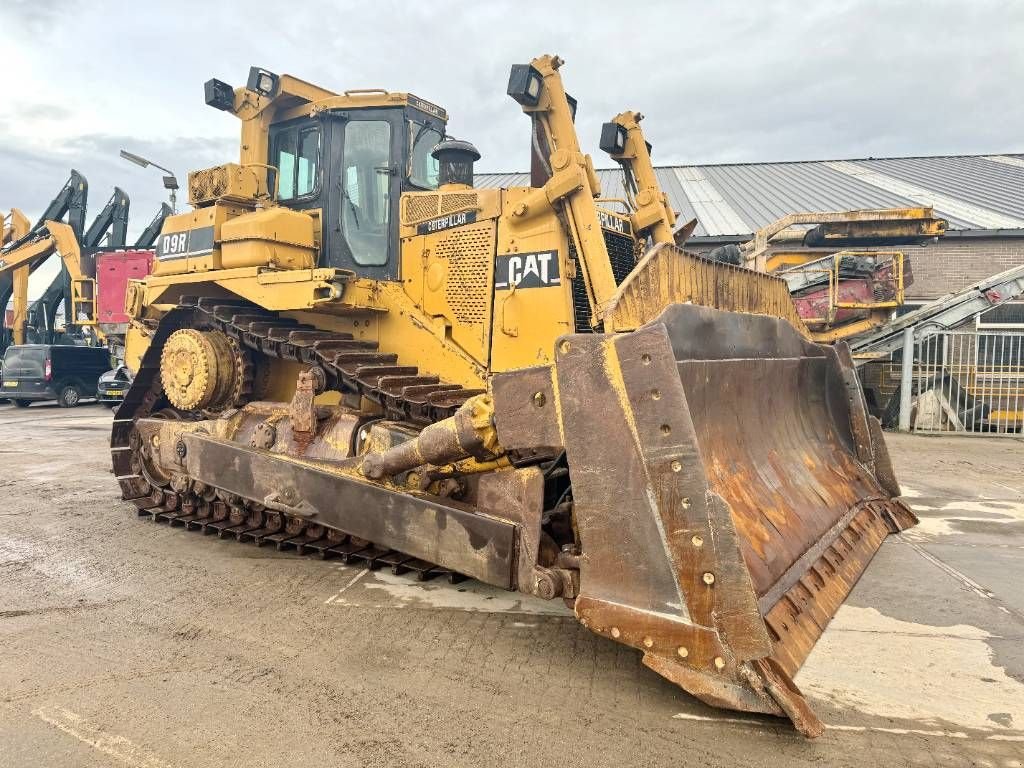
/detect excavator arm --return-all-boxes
[135,203,173,248]
[2,209,31,248]
[0,221,98,344]
[743,208,947,273]
[1,171,90,348]
[2,210,31,347]
[29,188,131,344]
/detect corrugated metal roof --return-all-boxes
[474,154,1024,237]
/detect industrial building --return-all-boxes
[478,153,1024,327]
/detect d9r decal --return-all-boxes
[495,250,560,290]
[156,226,215,260]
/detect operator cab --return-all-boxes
[265,90,447,280]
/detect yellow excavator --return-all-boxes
[0,220,100,345]
[112,55,915,737]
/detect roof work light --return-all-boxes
[507,64,543,107]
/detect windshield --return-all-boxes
[341,120,392,266]
[101,366,131,383]
[409,123,442,190]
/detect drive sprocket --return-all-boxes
[160,328,239,411]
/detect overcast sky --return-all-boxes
[1,0,1021,294]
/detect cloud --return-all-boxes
[0,0,1020,227]
[19,103,74,121]
[2,0,77,33]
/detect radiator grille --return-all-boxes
[437,222,493,325]
[569,238,596,333]
[403,194,438,225]
[570,231,639,333]
[402,192,480,225]
[440,192,478,215]
[605,230,638,284]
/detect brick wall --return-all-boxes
[899,237,1024,299]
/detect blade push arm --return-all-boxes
[599,111,677,244]
[507,55,618,327]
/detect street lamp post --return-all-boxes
[119,149,180,213]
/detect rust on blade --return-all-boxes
[542,303,913,736]
[601,241,808,333]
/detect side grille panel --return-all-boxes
[438,223,493,326]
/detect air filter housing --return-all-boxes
[432,139,481,188]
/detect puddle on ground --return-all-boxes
[906,499,1024,538]
[330,568,573,616]
[798,605,1024,732]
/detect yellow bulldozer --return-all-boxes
[111,55,915,738]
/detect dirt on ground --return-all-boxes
[1,402,1022,767]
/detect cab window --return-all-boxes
[297,129,319,195]
[273,125,320,201]
[3,346,45,376]
[409,122,442,190]
[342,120,391,266]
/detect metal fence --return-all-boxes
[903,331,1024,435]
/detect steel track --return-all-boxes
[110,296,486,582]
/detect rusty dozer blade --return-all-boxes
[551,304,915,737]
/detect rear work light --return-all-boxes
[44,359,52,381]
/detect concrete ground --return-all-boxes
[0,402,1022,768]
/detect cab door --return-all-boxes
[321,110,404,281]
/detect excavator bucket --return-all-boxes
[535,303,915,737]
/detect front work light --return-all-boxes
[204,78,235,111]
[247,67,280,98]
[599,122,628,155]
[507,64,543,106]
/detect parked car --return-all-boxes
[97,365,133,407]
[1,344,112,408]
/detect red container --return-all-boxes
[96,249,154,324]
